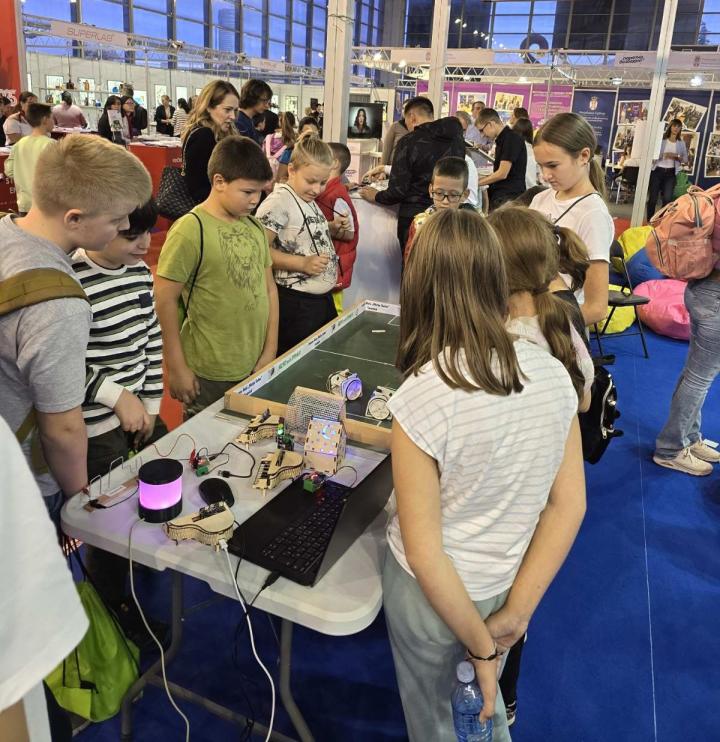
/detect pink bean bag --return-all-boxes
[635,279,690,340]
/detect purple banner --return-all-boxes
[572,90,617,161]
[528,84,574,128]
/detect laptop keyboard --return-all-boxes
[260,482,350,575]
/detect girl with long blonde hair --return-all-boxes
[382,207,585,742]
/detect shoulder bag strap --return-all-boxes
[282,185,323,256]
[553,192,600,225]
[180,125,201,177]
[0,268,88,318]
[183,212,204,317]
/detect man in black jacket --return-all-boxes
[359,96,465,253]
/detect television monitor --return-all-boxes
[348,103,383,139]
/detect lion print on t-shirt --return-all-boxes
[218,224,265,311]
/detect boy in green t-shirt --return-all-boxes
[155,135,277,416]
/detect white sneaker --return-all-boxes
[690,440,720,463]
[653,448,713,476]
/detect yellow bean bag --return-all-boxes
[618,225,653,261]
[596,285,636,334]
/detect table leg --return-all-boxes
[120,570,184,741]
[279,620,314,742]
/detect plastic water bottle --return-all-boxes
[451,660,493,742]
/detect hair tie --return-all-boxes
[532,284,550,296]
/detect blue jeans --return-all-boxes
[43,490,65,538]
[655,278,720,458]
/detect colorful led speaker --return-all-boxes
[138,459,183,523]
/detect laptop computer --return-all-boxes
[228,455,393,587]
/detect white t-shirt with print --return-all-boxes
[386,340,577,601]
[530,189,614,304]
[256,183,337,295]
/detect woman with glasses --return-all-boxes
[235,79,273,144]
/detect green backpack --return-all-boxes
[45,575,140,721]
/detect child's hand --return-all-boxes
[132,414,157,450]
[333,214,350,232]
[302,254,331,276]
[114,390,151,434]
[168,364,201,405]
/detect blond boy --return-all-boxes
[0,135,151,526]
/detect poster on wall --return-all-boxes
[175,86,188,103]
[705,133,720,177]
[284,95,298,116]
[134,90,147,108]
[528,85,573,128]
[457,91,487,114]
[441,91,449,117]
[714,105,720,132]
[681,129,701,174]
[663,96,707,131]
[107,80,123,94]
[617,100,648,125]
[572,90,616,159]
[154,85,168,107]
[493,91,525,112]
[613,124,635,152]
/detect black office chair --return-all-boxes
[615,165,639,204]
[592,240,651,359]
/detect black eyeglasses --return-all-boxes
[430,190,463,203]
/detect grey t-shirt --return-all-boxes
[0,215,92,496]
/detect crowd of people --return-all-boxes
[1,74,719,742]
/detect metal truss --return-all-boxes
[23,14,325,82]
[351,46,720,90]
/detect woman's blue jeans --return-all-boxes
[655,277,720,458]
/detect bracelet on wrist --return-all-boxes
[466,643,500,662]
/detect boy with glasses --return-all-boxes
[404,156,478,260]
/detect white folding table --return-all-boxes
[61,397,390,741]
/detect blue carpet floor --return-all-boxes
[79,328,720,742]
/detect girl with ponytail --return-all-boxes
[530,112,614,327]
[488,206,594,411]
[486,205,593,726]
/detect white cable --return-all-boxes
[220,542,276,742]
[128,519,190,742]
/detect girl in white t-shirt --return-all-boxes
[256,133,340,354]
[530,112,614,326]
[382,207,585,742]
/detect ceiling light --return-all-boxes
[318,52,324,58]
[519,76,528,83]
[611,76,623,86]
[398,59,406,69]
[462,23,467,28]
[690,74,703,87]
[473,30,478,35]
[373,51,382,60]
[454,18,461,24]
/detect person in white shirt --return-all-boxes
[530,112,614,326]
[647,118,688,221]
[382,207,585,742]
[0,416,88,742]
[512,117,539,189]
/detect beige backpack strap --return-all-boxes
[14,407,49,474]
[0,268,88,317]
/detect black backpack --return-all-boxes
[579,364,623,464]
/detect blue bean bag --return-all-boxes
[626,247,665,286]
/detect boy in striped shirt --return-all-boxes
[72,200,167,632]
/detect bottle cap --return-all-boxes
[456,660,475,684]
